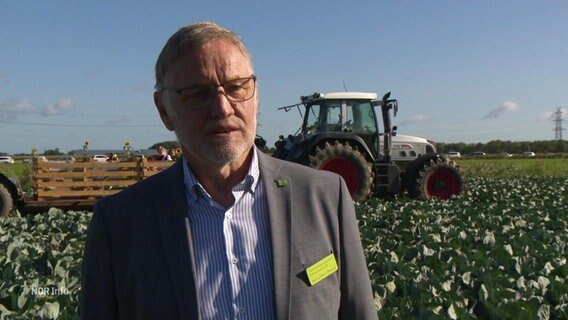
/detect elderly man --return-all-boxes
[81,22,377,320]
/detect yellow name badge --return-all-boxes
[306,253,338,286]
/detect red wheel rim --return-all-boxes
[320,158,360,195]
[425,168,460,200]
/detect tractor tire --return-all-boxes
[410,157,463,200]
[309,141,374,201]
[0,183,14,217]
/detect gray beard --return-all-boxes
[176,133,254,166]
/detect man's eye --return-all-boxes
[182,87,211,100]
[226,84,245,94]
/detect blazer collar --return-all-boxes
[152,159,200,320]
[258,151,293,320]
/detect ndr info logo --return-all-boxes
[30,286,70,296]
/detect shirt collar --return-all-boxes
[182,147,260,203]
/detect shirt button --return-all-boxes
[226,213,232,219]
[231,256,238,264]
[239,307,245,314]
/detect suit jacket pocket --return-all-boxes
[290,244,341,319]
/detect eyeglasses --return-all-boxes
[161,75,256,109]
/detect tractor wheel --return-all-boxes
[411,157,463,200]
[309,141,374,201]
[0,183,14,217]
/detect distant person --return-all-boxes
[81,21,377,320]
[167,148,177,161]
[157,145,173,161]
[106,153,119,162]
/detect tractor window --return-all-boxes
[347,102,377,134]
[322,104,342,132]
[347,101,378,155]
[305,105,320,134]
[306,103,342,132]
[304,103,342,133]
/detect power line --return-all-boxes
[553,107,565,140]
[0,120,162,128]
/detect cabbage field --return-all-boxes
[1,175,567,319]
[360,177,568,319]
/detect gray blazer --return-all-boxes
[81,151,377,319]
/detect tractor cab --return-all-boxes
[301,92,381,157]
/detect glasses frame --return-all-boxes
[161,75,257,109]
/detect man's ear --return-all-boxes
[154,91,175,131]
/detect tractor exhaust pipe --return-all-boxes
[381,92,398,161]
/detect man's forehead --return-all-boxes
[167,42,252,80]
[187,39,249,63]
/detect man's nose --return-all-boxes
[209,88,235,117]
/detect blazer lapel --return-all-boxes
[152,160,200,320]
[153,153,294,320]
[258,152,292,320]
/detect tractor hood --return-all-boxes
[392,134,432,145]
[389,134,438,157]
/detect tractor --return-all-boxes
[270,91,464,201]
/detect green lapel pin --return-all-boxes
[274,179,288,187]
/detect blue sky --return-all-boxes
[1,1,567,154]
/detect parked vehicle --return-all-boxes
[445,151,462,159]
[92,154,109,162]
[268,91,464,201]
[522,151,536,158]
[467,151,487,158]
[0,156,15,164]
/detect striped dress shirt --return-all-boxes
[182,149,275,320]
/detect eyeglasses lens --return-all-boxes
[179,77,255,107]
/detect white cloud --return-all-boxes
[0,97,77,120]
[400,114,429,125]
[537,112,554,122]
[42,98,75,116]
[538,108,567,122]
[0,98,35,121]
[482,101,520,119]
